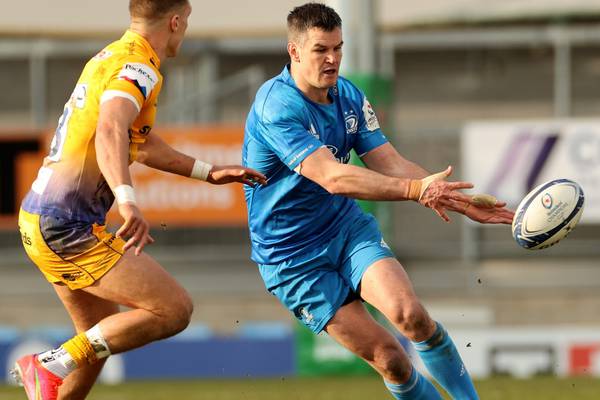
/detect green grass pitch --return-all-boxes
[1,376,599,399]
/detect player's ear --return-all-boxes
[169,14,180,33]
[288,42,300,63]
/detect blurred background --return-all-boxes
[1,0,599,396]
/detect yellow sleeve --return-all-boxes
[100,61,160,112]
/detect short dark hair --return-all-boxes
[287,3,342,41]
[129,0,189,20]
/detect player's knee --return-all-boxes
[373,343,412,383]
[389,302,431,339]
[162,291,193,336]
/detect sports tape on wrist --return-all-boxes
[407,180,422,201]
[190,159,213,181]
[114,184,136,205]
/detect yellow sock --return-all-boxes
[62,332,98,366]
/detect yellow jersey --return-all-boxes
[22,30,163,224]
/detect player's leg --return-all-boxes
[14,250,193,400]
[325,299,442,400]
[259,237,441,400]
[81,250,193,351]
[339,213,478,399]
[360,257,479,400]
[52,285,119,400]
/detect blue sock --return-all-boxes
[385,367,442,399]
[413,322,479,400]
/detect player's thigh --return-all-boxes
[359,257,418,312]
[359,257,435,339]
[80,250,193,316]
[53,283,119,332]
[325,299,411,375]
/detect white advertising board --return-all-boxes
[462,119,600,223]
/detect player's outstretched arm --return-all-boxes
[96,97,153,255]
[439,196,515,225]
[135,133,266,186]
[361,144,514,224]
[296,147,474,221]
[361,142,430,179]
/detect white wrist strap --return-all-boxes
[114,184,137,205]
[191,159,213,181]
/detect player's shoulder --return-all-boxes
[95,34,161,78]
[254,74,305,123]
[335,75,365,103]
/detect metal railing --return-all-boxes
[162,63,266,124]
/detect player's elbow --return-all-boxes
[320,174,346,195]
[134,143,151,165]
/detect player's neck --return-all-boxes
[129,23,167,62]
[290,65,332,104]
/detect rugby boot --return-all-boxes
[10,354,63,400]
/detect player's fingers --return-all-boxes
[499,208,516,220]
[124,217,144,239]
[116,218,133,238]
[444,165,453,177]
[495,201,507,208]
[135,236,148,256]
[448,190,475,203]
[133,225,151,256]
[491,214,513,224]
[122,220,143,251]
[254,176,267,185]
[243,171,267,185]
[242,178,256,186]
[438,198,461,212]
[123,236,137,252]
[433,206,450,222]
[142,234,155,246]
[118,225,136,241]
[446,181,474,191]
[245,168,267,180]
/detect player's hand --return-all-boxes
[417,166,475,222]
[116,203,154,256]
[440,197,515,224]
[207,165,267,186]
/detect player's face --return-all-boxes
[166,2,192,58]
[296,27,343,90]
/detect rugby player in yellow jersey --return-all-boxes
[10,1,266,399]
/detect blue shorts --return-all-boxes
[257,212,394,334]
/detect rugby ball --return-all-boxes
[512,179,584,250]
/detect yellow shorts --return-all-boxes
[18,209,126,290]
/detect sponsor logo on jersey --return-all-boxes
[380,238,390,249]
[362,97,380,131]
[93,49,113,61]
[308,123,320,140]
[118,63,158,100]
[344,110,358,134]
[299,307,314,324]
[72,84,87,109]
[288,144,315,166]
[326,144,351,164]
[138,125,152,135]
[20,232,32,246]
[61,272,82,282]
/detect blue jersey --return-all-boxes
[243,65,388,264]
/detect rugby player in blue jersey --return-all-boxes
[243,3,513,399]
